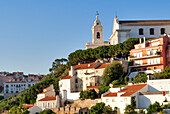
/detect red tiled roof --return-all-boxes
[74,63,99,70]
[120,84,147,96]
[103,84,147,97]
[103,93,117,97]
[23,104,34,109]
[38,91,48,95]
[87,85,100,89]
[61,75,72,80]
[96,63,110,69]
[38,97,56,101]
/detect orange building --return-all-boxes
[129,35,170,75]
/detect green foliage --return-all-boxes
[124,76,129,84]
[134,74,147,83]
[163,103,170,109]
[153,67,170,79]
[139,109,145,114]
[39,109,56,114]
[8,105,29,114]
[124,105,138,114]
[131,96,136,108]
[146,101,163,114]
[130,77,133,82]
[0,86,3,93]
[88,102,113,114]
[68,38,141,65]
[128,60,134,66]
[0,58,69,113]
[102,61,123,85]
[80,89,98,99]
[98,84,110,94]
[111,80,119,85]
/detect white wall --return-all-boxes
[67,92,80,102]
[147,79,170,91]
[138,94,170,109]
[120,25,170,38]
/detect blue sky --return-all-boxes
[0,0,170,75]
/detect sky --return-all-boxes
[0,0,170,75]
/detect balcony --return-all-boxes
[129,53,161,60]
[129,62,162,68]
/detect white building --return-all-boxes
[24,84,60,113]
[101,83,148,113]
[4,81,39,98]
[85,13,110,49]
[109,16,170,45]
[102,79,170,113]
[59,62,110,105]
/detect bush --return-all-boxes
[124,105,137,114]
[134,74,147,83]
[124,76,129,83]
[88,102,113,114]
[80,89,98,99]
[146,101,163,114]
[98,84,110,94]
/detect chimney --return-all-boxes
[139,38,142,43]
[70,66,74,77]
[143,36,146,48]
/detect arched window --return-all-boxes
[96,32,100,39]
[139,28,144,35]
[161,28,165,35]
[150,28,154,35]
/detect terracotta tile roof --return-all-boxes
[103,92,117,97]
[38,96,56,101]
[38,91,48,95]
[74,63,99,70]
[96,63,110,69]
[23,104,34,109]
[103,84,147,97]
[60,75,72,80]
[87,85,100,89]
[120,84,147,96]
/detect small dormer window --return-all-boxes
[97,32,100,39]
[97,23,99,25]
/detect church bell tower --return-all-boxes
[92,12,104,44]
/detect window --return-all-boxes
[86,77,88,80]
[150,28,154,35]
[75,79,78,83]
[112,99,115,102]
[106,99,109,102]
[161,28,165,35]
[139,28,144,35]
[96,32,100,39]
[154,67,157,70]
[97,23,99,25]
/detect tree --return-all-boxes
[102,61,123,85]
[89,102,113,114]
[98,84,110,94]
[131,96,136,108]
[146,101,163,114]
[134,74,147,83]
[124,105,138,114]
[80,89,98,99]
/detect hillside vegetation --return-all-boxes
[0,38,146,113]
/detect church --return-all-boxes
[85,13,170,49]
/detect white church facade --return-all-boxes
[85,13,170,49]
[109,16,170,45]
